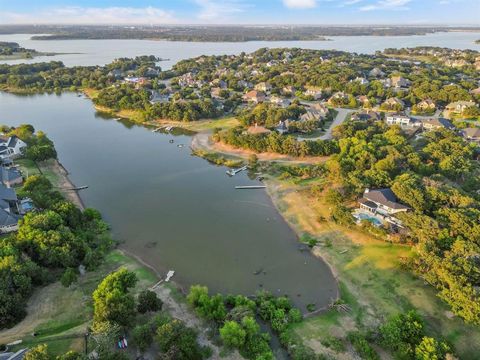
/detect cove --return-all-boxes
[0,91,338,311]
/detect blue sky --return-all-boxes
[0,0,478,25]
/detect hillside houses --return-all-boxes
[255,82,272,93]
[382,97,405,111]
[414,99,436,113]
[243,90,266,104]
[304,88,323,100]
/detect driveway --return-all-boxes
[297,107,352,141]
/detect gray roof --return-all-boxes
[364,188,410,210]
[0,208,19,227]
[462,128,480,139]
[421,117,455,130]
[6,136,18,148]
[1,167,22,184]
[0,184,17,202]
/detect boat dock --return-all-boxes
[235,185,266,189]
[226,165,247,176]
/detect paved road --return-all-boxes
[297,107,352,141]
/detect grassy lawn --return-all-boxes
[15,158,41,178]
[267,175,480,359]
[3,250,158,355]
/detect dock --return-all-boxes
[235,185,266,189]
[226,165,247,176]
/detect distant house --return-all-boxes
[382,97,405,111]
[328,92,349,105]
[391,76,411,88]
[150,91,171,104]
[270,95,291,108]
[415,99,436,112]
[254,82,272,93]
[0,136,27,160]
[237,80,253,90]
[107,69,124,79]
[351,110,381,122]
[210,87,223,99]
[243,90,266,104]
[300,109,325,122]
[369,67,385,78]
[356,95,370,106]
[461,127,480,143]
[308,103,330,117]
[359,188,410,216]
[282,86,296,96]
[304,89,322,100]
[421,118,455,131]
[386,114,418,128]
[445,100,477,114]
[352,77,369,85]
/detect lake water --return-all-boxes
[1,31,479,69]
[0,91,338,311]
[0,30,477,312]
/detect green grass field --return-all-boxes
[4,250,158,355]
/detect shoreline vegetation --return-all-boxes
[1,25,480,42]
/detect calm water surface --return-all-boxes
[0,31,479,68]
[0,92,337,311]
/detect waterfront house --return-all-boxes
[0,166,23,187]
[420,118,455,131]
[243,90,266,104]
[461,128,480,144]
[0,136,27,160]
[0,184,20,233]
[359,188,410,215]
[352,77,369,85]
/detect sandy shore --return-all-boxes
[39,159,85,210]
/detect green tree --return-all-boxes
[415,337,451,360]
[92,268,137,329]
[220,321,246,348]
[60,268,78,287]
[137,289,163,313]
[132,324,153,353]
[24,344,51,360]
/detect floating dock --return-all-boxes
[226,165,247,176]
[235,185,266,189]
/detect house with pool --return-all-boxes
[354,188,410,230]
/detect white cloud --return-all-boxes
[0,6,177,24]
[360,0,411,11]
[283,0,318,9]
[194,0,248,21]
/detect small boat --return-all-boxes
[226,165,247,176]
[169,139,174,143]
[177,144,184,148]
[253,268,264,275]
[165,270,175,282]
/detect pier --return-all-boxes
[235,185,266,189]
[226,165,247,176]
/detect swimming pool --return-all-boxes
[354,212,383,226]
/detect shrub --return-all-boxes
[137,290,163,313]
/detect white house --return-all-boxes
[385,114,418,128]
[0,136,27,159]
[359,188,410,216]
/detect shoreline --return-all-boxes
[39,158,85,210]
